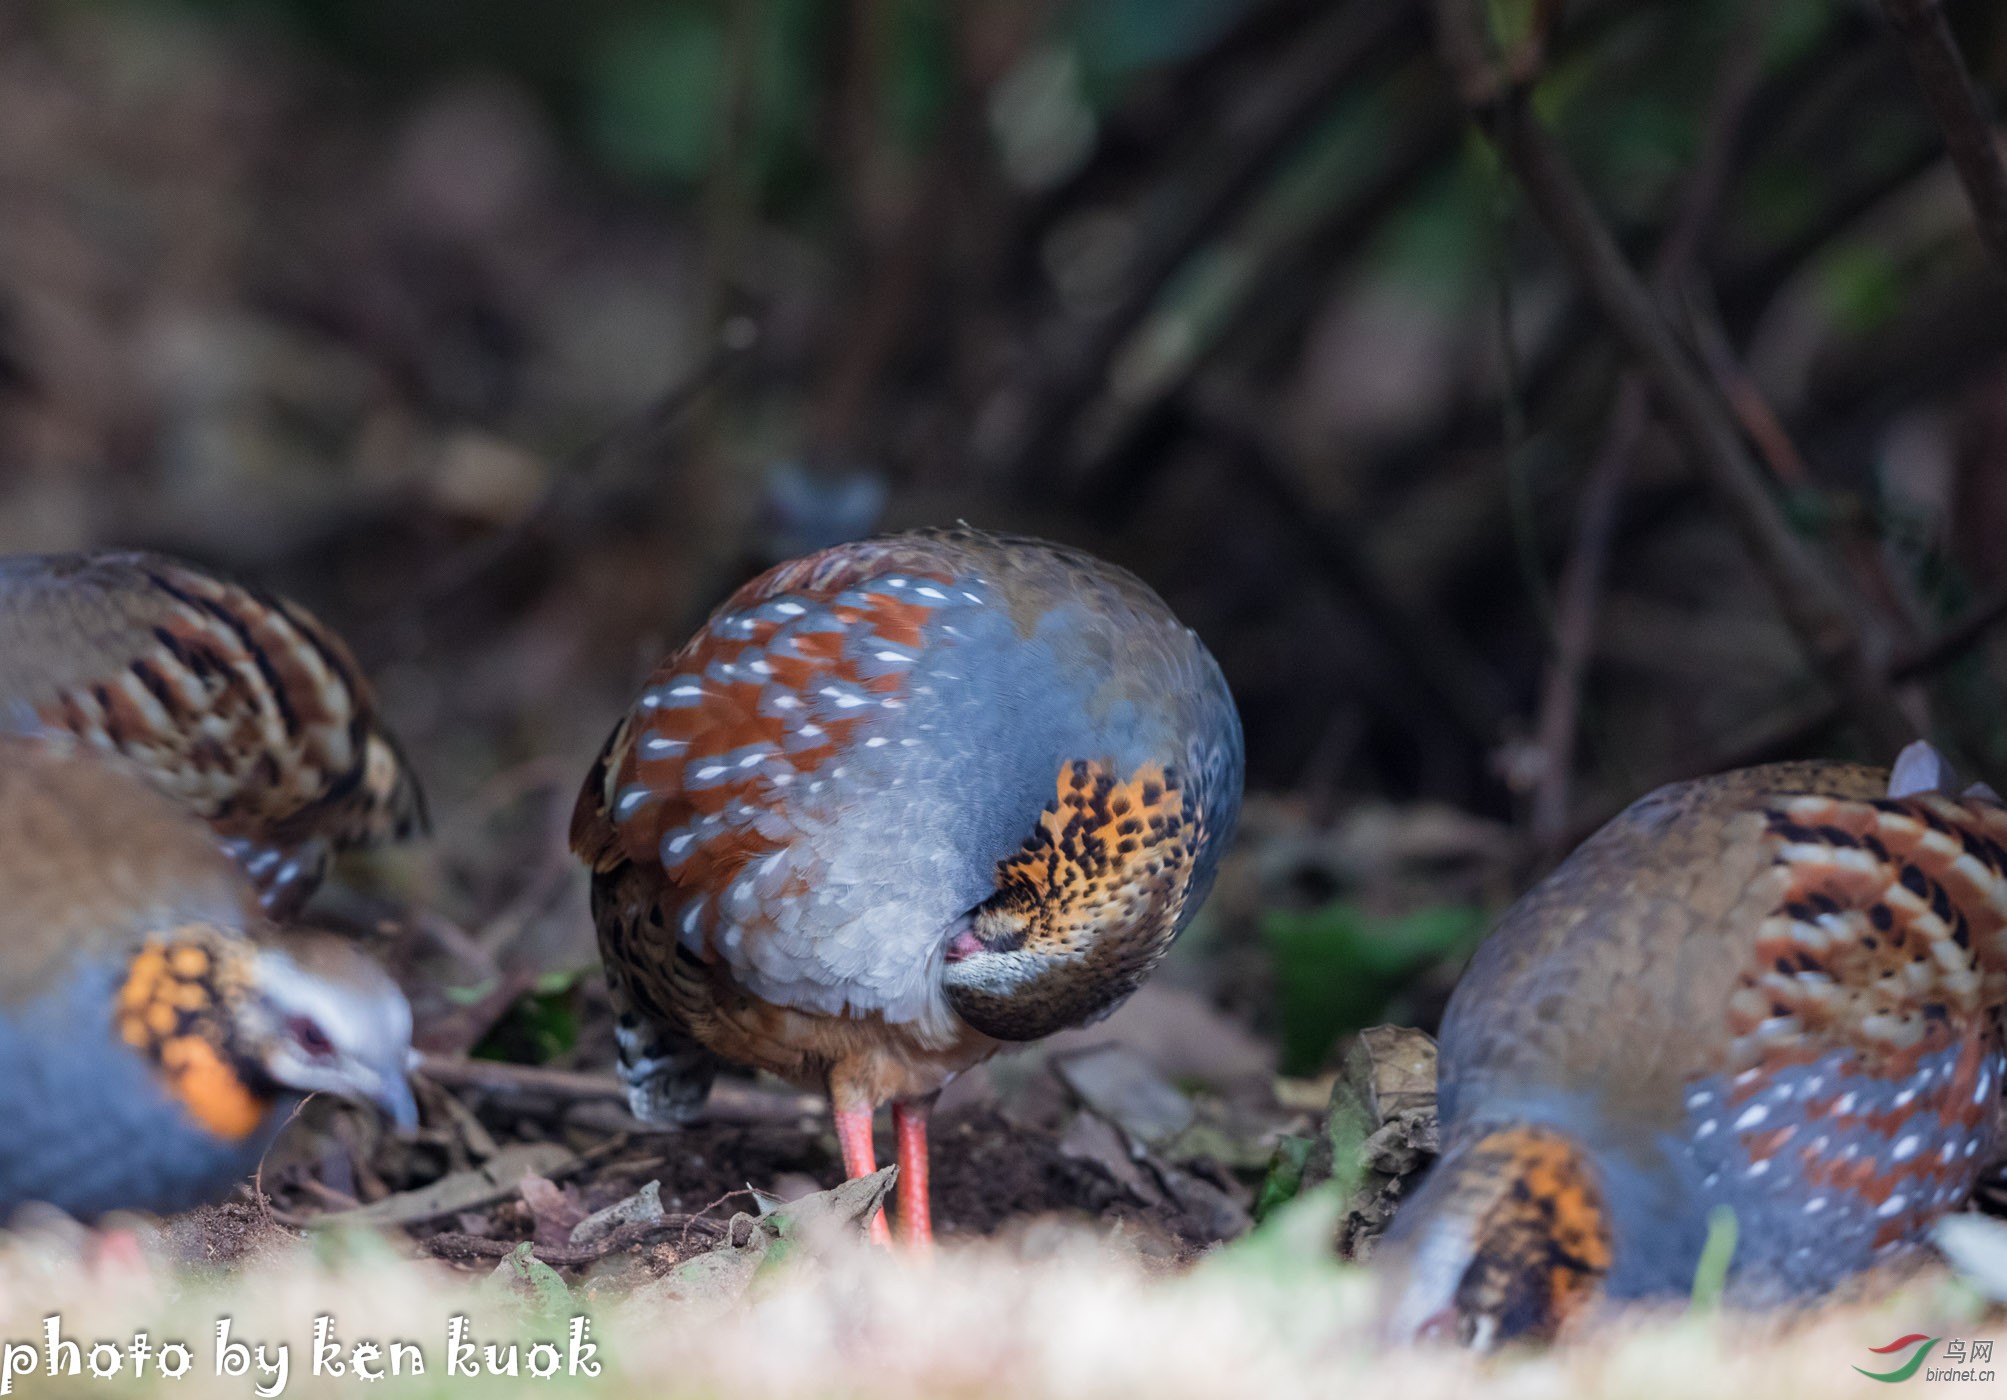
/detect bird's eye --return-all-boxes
[287,1016,335,1059]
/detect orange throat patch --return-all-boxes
[116,932,272,1141]
[982,759,1201,955]
[940,759,1205,1042]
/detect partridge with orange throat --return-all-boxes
[1381,744,2007,1346]
[0,550,425,915]
[571,528,1243,1244]
[0,734,416,1221]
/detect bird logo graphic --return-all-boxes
[1854,1336,1938,1383]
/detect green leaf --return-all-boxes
[1199,1178,1347,1282]
[487,1242,575,1318]
[532,967,588,997]
[1260,902,1487,1074]
[472,980,584,1064]
[1252,1134,1315,1223]
[1689,1205,1738,1311]
[1371,156,1491,311]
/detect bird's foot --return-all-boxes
[893,1099,933,1249]
[834,1102,894,1244]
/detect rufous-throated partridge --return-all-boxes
[0,550,424,915]
[572,528,1244,1243]
[1381,743,2007,1345]
[0,733,416,1221]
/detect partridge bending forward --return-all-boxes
[0,550,425,914]
[0,735,416,1221]
[1381,746,2007,1345]
[572,528,1243,1243]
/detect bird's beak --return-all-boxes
[371,1062,420,1133]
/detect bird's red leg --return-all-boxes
[833,1100,891,1245]
[892,1098,933,1248]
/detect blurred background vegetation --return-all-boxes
[3,0,2005,1081]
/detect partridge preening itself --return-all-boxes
[0,735,416,1221]
[0,550,425,915]
[572,528,1244,1243]
[1381,744,2007,1346]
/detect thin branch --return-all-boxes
[415,1053,826,1125]
[1372,18,1928,498]
[1530,8,1770,845]
[1431,0,1917,757]
[1878,0,2007,282]
[1530,382,1644,843]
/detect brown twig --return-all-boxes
[1367,15,1928,506]
[248,1095,320,1232]
[1689,310,1812,488]
[680,1189,758,1251]
[1431,0,1917,757]
[298,1178,363,1211]
[1529,7,1771,846]
[1685,278,1932,689]
[1877,0,2007,283]
[414,1053,826,1125]
[1529,382,1646,844]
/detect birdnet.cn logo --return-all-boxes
[1854,1335,1996,1383]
